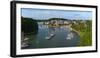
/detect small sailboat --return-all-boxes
[24,37,29,41]
[45,33,55,40]
[21,42,29,48]
[66,33,73,40]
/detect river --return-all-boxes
[22,24,80,49]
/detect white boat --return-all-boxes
[24,38,29,41]
[21,42,29,48]
[66,33,73,40]
[45,33,55,40]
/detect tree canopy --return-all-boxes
[21,17,38,34]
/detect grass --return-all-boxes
[71,20,92,46]
[79,30,92,46]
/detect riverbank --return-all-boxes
[71,20,92,46]
[79,30,92,46]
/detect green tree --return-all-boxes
[21,17,38,34]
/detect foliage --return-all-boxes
[21,17,38,34]
[48,18,68,21]
[71,20,92,46]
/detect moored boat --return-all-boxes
[45,33,55,40]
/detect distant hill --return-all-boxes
[48,18,69,21]
[36,18,70,22]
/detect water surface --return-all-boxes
[23,24,80,49]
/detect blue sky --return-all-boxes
[21,8,92,20]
